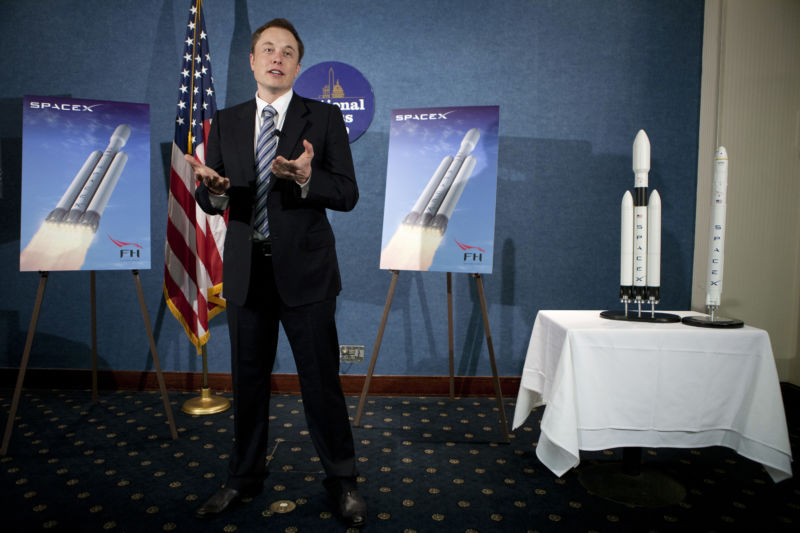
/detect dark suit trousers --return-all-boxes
[224,247,357,492]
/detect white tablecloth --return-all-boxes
[512,310,793,482]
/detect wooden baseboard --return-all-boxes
[0,368,521,398]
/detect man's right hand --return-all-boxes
[185,154,230,195]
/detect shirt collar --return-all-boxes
[255,90,293,129]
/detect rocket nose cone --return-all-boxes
[715,146,728,160]
[649,189,661,207]
[622,189,633,207]
[460,128,481,153]
[633,129,651,172]
[111,124,132,147]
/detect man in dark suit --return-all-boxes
[185,18,365,528]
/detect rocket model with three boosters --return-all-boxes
[403,127,480,234]
[45,124,131,231]
[619,129,661,312]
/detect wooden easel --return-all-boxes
[354,270,510,443]
[1,270,178,456]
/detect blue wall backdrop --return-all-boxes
[0,0,704,378]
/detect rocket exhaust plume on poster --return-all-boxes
[20,125,131,271]
[381,128,480,271]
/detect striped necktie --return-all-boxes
[254,105,278,237]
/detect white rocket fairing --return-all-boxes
[705,146,728,309]
[404,128,480,234]
[46,124,131,231]
[620,129,661,303]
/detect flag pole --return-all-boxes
[181,344,230,415]
[168,0,228,416]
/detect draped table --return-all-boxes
[512,310,793,482]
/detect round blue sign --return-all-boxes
[294,61,374,143]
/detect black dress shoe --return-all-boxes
[195,487,252,519]
[329,487,367,528]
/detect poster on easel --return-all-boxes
[20,95,150,271]
[379,105,499,274]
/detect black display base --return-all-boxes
[600,309,681,323]
[578,461,687,507]
[681,315,744,328]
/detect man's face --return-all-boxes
[250,26,301,101]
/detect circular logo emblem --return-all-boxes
[294,61,374,143]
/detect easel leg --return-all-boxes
[355,270,399,427]
[132,271,178,440]
[447,272,455,401]
[472,274,510,443]
[1,272,49,456]
[90,271,98,404]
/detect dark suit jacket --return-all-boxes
[195,94,358,308]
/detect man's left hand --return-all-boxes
[272,139,313,185]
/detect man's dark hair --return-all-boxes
[250,18,304,62]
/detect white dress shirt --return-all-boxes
[207,90,309,213]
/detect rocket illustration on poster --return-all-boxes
[19,95,150,271]
[380,106,499,274]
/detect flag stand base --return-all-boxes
[181,346,230,415]
[181,386,230,415]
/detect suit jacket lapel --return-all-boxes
[234,100,257,183]
[278,94,309,160]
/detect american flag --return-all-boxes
[164,0,226,352]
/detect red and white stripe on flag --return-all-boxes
[164,0,226,352]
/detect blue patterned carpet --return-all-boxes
[1,388,797,532]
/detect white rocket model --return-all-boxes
[46,124,131,231]
[403,128,480,234]
[620,129,661,310]
[681,145,742,328]
[705,146,728,319]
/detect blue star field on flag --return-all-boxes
[175,0,217,156]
